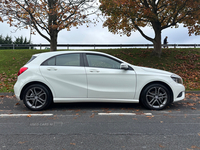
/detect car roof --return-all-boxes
[33,51,123,62]
[33,51,107,57]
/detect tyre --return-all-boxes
[23,84,52,111]
[141,83,171,110]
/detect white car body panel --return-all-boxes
[53,98,139,103]
[85,67,136,99]
[40,66,87,98]
[133,66,185,102]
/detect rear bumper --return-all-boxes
[14,81,22,100]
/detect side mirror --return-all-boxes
[120,63,129,70]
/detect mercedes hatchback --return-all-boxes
[14,51,185,111]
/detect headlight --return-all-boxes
[171,74,183,84]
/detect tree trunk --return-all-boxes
[152,28,162,57]
[152,39,162,57]
[50,30,58,51]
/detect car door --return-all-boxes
[40,53,87,98]
[85,53,136,99]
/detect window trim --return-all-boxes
[41,53,84,67]
[84,53,133,70]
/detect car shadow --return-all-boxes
[48,102,144,111]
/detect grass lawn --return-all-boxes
[0,48,200,92]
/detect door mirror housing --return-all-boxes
[120,63,129,70]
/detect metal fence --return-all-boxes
[0,43,200,49]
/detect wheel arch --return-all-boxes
[139,81,174,103]
[20,81,53,100]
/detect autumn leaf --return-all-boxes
[146,115,154,119]
[75,109,81,112]
[191,107,196,110]
[159,144,165,148]
[27,115,31,117]
[90,113,95,118]
[187,102,196,106]
[191,146,200,149]
[18,141,26,144]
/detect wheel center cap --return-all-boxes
[155,95,159,99]
[34,96,38,100]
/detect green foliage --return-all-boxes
[0,35,31,49]
[13,36,31,49]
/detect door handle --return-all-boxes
[47,67,57,71]
[90,69,99,73]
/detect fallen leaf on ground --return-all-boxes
[191,107,196,110]
[90,113,95,118]
[191,146,200,149]
[159,144,165,148]
[187,102,196,106]
[146,115,154,119]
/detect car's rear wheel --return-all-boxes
[23,84,52,111]
[141,83,171,110]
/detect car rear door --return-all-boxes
[40,53,87,98]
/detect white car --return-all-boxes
[14,51,185,111]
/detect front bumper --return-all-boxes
[172,83,185,102]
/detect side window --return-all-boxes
[42,57,56,66]
[86,54,121,69]
[42,53,80,66]
[56,54,80,66]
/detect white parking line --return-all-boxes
[0,114,53,117]
[98,113,152,116]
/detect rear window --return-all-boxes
[26,56,37,64]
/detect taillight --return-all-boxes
[18,67,28,76]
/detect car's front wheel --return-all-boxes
[23,84,52,111]
[141,83,171,110]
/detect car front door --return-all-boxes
[40,53,87,98]
[85,53,136,99]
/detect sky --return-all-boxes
[1,19,200,46]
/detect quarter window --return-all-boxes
[86,54,121,69]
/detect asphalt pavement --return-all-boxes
[0,92,200,150]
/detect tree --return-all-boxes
[100,0,200,57]
[1,0,97,51]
